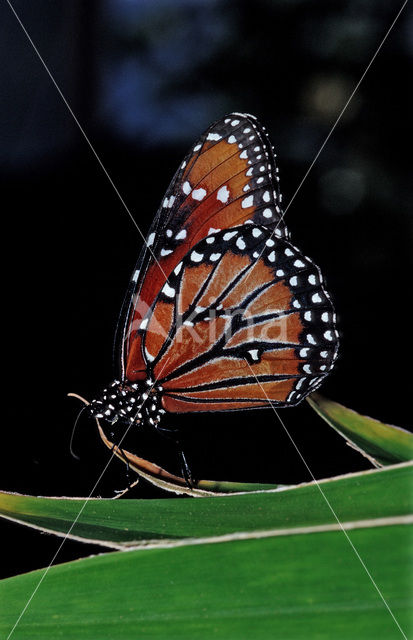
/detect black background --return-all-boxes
[0,0,411,580]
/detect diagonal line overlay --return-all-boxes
[3,0,409,638]
[251,0,409,267]
[4,0,169,285]
[5,359,171,640]
[246,363,408,639]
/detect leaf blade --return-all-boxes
[1,463,411,547]
[0,522,411,639]
[307,393,413,466]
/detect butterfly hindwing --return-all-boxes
[133,225,338,411]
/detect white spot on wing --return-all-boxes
[147,232,155,247]
[162,283,176,298]
[207,133,221,141]
[217,185,230,203]
[145,348,155,363]
[191,251,204,262]
[174,263,183,275]
[175,229,187,240]
[192,188,207,201]
[242,195,254,208]
[183,181,191,195]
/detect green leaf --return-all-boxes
[0,512,411,638]
[307,393,413,466]
[1,464,412,637]
[0,463,411,548]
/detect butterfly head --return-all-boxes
[88,379,165,427]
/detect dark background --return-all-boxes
[0,0,411,579]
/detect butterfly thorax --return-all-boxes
[88,379,165,427]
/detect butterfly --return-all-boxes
[88,112,339,435]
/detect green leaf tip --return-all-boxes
[307,392,413,466]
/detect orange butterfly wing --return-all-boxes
[138,226,338,411]
[119,113,289,381]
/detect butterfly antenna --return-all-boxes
[67,392,90,460]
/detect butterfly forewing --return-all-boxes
[121,113,289,378]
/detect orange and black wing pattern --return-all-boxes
[118,112,338,409]
[120,113,289,380]
[138,226,338,411]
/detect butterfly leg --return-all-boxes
[112,475,140,499]
[110,438,140,498]
[179,447,193,489]
[153,424,194,488]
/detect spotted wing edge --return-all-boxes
[115,112,288,379]
[136,225,340,411]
